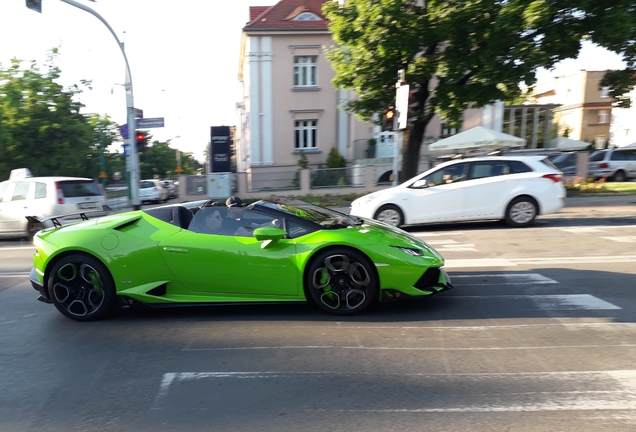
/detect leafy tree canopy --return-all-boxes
[323,0,636,179]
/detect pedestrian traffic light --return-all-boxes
[135,131,148,153]
[382,108,396,131]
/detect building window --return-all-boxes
[295,120,317,149]
[598,110,608,124]
[293,12,322,21]
[294,56,317,87]
[600,86,610,98]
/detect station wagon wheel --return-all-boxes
[374,204,404,227]
[47,254,116,321]
[305,249,378,316]
[612,170,627,182]
[505,196,538,228]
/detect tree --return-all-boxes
[0,48,97,179]
[323,0,636,180]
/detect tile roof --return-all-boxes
[249,6,271,22]
[244,0,330,31]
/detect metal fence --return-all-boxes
[247,170,301,192]
[310,166,364,189]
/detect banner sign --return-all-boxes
[210,126,231,173]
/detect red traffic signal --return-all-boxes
[135,131,148,153]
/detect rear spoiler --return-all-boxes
[25,205,113,228]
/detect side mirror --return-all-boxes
[254,226,286,248]
[411,179,428,188]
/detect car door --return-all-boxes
[628,150,636,178]
[405,162,468,224]
[159,209,299,296]
[462,161,516,219]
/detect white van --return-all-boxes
[0,169,109,239]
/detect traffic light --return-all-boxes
[135,131,148,153]
[382,108,396,131]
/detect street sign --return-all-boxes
[134,108,144,119]
[395,84,409,130]
[119,124,129,140]
[136,117,164,128]
[123,144,130,157]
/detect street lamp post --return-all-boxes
[54,0,140,209]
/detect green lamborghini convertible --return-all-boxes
[29,198,452,321]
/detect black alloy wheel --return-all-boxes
[47,254,116,321]
[305,248,378,315]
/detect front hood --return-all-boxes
[352,217,444,262]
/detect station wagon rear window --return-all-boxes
[59,181,103,197]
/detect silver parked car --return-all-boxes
[588,148,636,181]
[139,179,169,204]
[162,180,179,199]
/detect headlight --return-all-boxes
[392,246,424,256]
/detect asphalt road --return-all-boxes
[1,210,635,431]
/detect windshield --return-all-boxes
[259,200,361,228]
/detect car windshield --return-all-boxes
[259,200,361,228]
[589,151,606,162]
[140,181,155,188]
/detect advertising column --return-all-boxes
[208,126,232,198]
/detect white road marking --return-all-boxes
[601,236,636,243]
[451,273,558,285]
[444,255,636,268]
[152,370,636,412]
[442,294,621,310]
[0,273,30,278]
[412,232,465,237]
[0,246,34,250]
[561,227,606,233]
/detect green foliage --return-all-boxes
[297,150,309,169]
[326,147,346,168]
[323,0,636,180]
[0,48,97,179]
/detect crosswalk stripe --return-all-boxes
[444,255,636,268]
[440,294,621,310]
[451,273,558,285]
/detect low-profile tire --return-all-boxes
[305,248,378,316]
[374,204,404,227]
[505,196,538,228]
[612,170,627,182]
[47,254,116,321]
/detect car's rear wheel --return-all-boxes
[374,204,404,227]
[305,249,378,316]
[47,254,116,321]
[612,170,627,182]
[505,196,538,228]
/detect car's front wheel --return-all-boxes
[47,254,116,321]
[305,249,378,315]
[505,196,538,228]
[374,204,404,227]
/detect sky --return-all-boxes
[0,1,627,162]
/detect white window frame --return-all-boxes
[600,86,610,98]
[294,56,317,87]
[598,110,608,124]
[294,120,318,149]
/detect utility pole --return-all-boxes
[393,69,410,186]
[27,0,141,209]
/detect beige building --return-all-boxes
[236,0,374,174]
[529,70,613,146]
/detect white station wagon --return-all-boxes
[350,156,565,228]
[0,169,109,239]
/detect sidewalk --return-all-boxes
[555,194,636,217]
